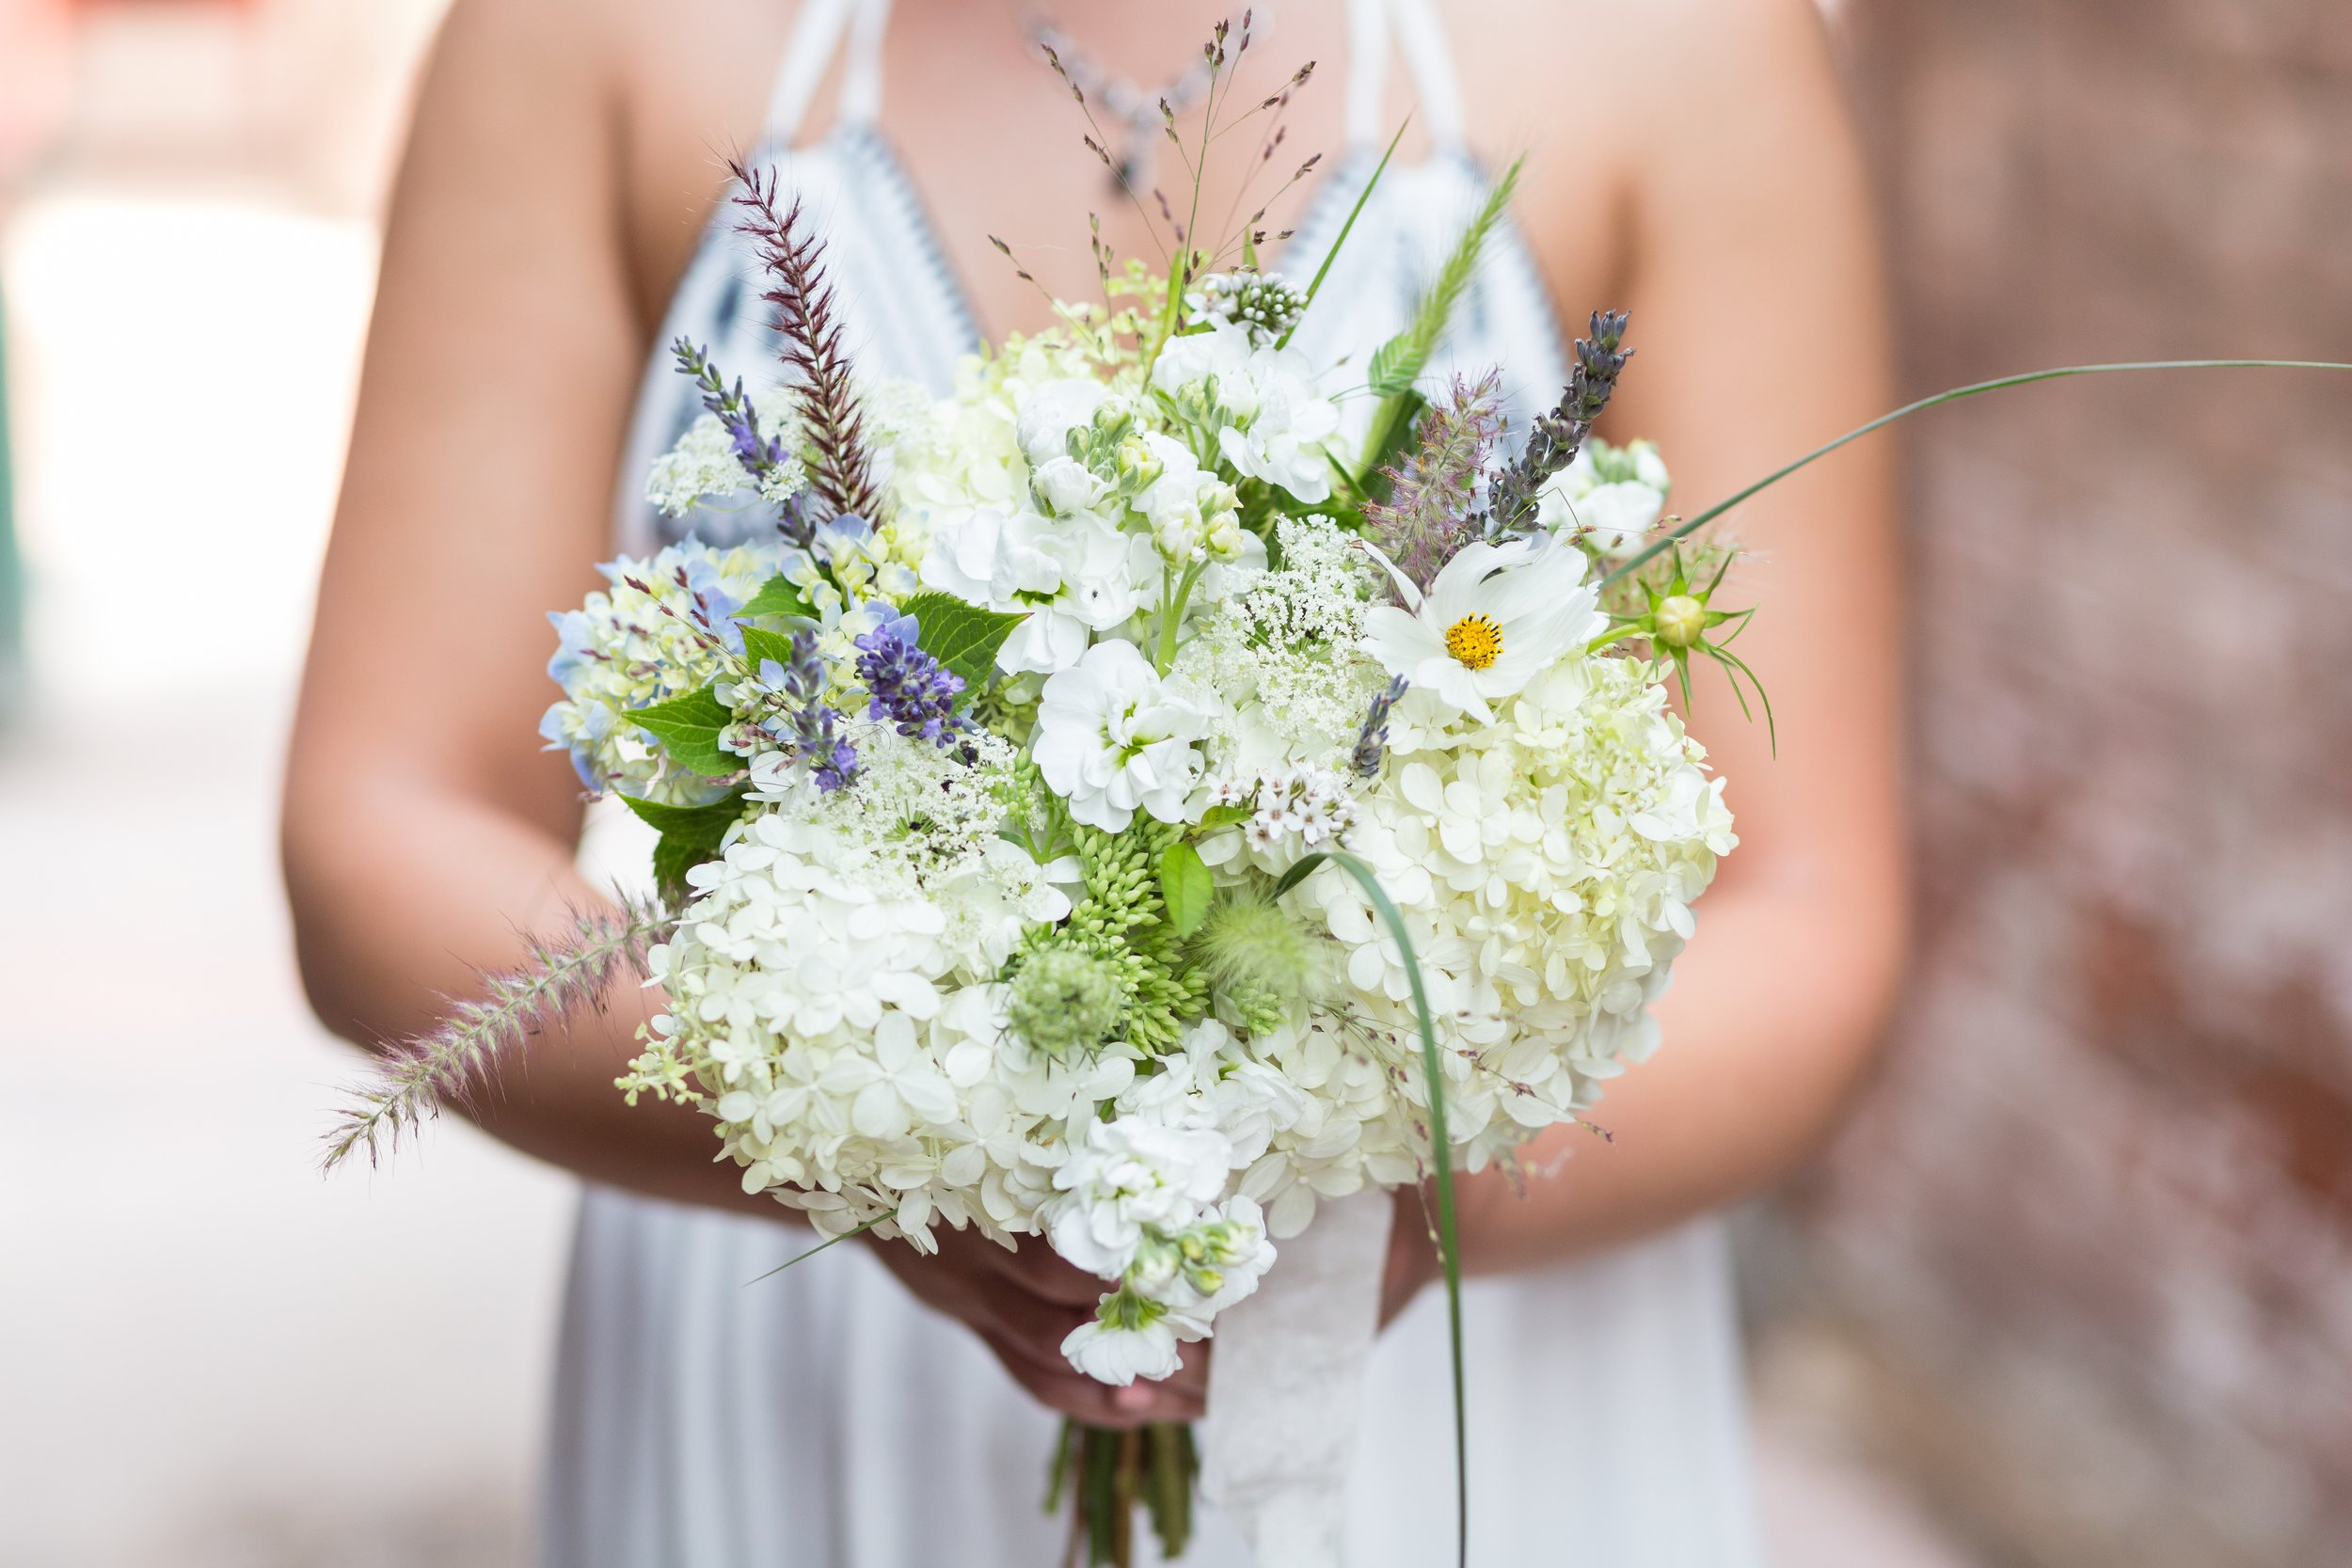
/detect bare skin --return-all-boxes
[285,0,1904,1431]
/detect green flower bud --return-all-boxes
[1007,947,1127,1057]
[1653,594,1708,650]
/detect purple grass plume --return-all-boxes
[728,158,887,528]
[321,895,673,1170]
[1361,372,1505,594]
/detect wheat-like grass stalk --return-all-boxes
[728,159,886,526]
[320,895,673,1171]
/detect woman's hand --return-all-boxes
[862,1227,1206,1429]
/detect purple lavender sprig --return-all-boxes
[854,610,968,746]
[1351,676,1408,779]
[671,337,785,477]
[760,629,859,791]
[728,160,886,528]
[1486,309,1633,537]
[1361,372,1505,594]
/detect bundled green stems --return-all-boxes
[1047,1419,1198,1568]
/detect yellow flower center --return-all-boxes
[1443,613,1504,670]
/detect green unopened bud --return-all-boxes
[1653,594,1708,650]
[1114,435,1164,492]
[1007,947,1127,1057]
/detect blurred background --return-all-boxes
[1,2,2346,1565]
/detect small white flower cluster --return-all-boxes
[1151,320,1343,504]
[539,539,781,803]
[644,388,810,519]
[1200,764,1359,875]
[1534,436,1672,555]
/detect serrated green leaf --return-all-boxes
[739,624,800,677]
[898,591,1027,695]
[619,789,749,892]
[1158,842,1214,936]
[1366,332,1424,398]
[629,684,734,778]
[1195,804,1252,832]
[739,573,815,621]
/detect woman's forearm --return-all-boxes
[285,778,774,1219]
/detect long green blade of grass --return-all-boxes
[1276,847,1467,1568]
[1602,359,2352,586]
[1279,119,1412,351]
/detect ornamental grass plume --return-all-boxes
[1361,372,1504,593]
[1486,309,1633,535]
[322,895,672,1169]
[729,158,887,527]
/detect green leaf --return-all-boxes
[629,684,734,778]
[897,591,1027,694]
[1158,842,1214,937]
[1195,804,1252,833]
[619,789,749,892]
[1366,331,1424,398]
[739,624,801,677]
[1355,388,1427,501]
[739,573,815,621]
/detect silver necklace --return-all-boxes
[1025,13,1231,196]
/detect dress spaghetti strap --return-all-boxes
[762,0,894,150]
[1343,0,1470,153]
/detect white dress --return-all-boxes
[544,2,1767,1562]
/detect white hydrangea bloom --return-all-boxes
[1261,654,1736,1222]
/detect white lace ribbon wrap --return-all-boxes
[1200,1188,1394,1567]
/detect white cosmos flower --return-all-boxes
[1033,641,1217,831]
[1359,536,1605,721]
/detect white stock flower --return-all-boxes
[1360,536,1604,721]
[919,507,1145,675]
[1062,1314,1183,1386]
[1015,377,1116,467]
[1048,1116,1233,1278]
[1033,641,1217,831]
[1151,320,1342,504]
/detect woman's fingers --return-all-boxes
[978,1238,1116,1308]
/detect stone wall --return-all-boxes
[1778,4,2352,1564]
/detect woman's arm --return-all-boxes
[283,0,744,1207]
[1424,0,1909,1282]
[282,0,1195,1429]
